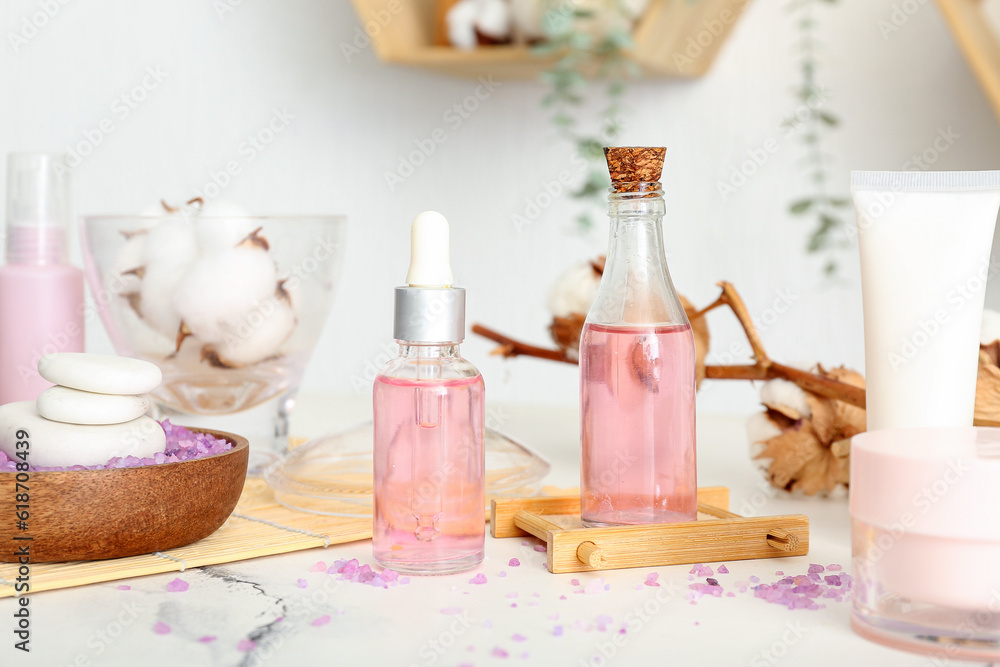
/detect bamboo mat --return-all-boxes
[0,478,372,598]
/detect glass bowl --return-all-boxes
[81,214,346,472]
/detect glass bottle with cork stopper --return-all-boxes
[579,146,697,526]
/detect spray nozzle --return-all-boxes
[405,211,454,288]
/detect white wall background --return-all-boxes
[2,0,1000,416]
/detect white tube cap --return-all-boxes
[405,211,454,288]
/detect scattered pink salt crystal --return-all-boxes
[559,595,567,600]
[509,558,520,567]
[689,564,714,577]
[492,647,509,658]
[499,571,507,578]
[166,578,189,592]
[689,583,724,598]
[644,572,660,587]
[469,573,488,585]
[717,565,729,574]
[117,585,131,591]
[570,579,580,586]
[198,636,217,643]
[749,575,760,583]
[827,564,843,571]
[512,633,527,642]
[309,561,327,572]
[533,545,546,553]
[775,570,784,576]
[808,564,825,574]
[237,638,256,651]
[553,625,564,636]
[153,622,171,635]
[296,579,308,588]
[583,578,606,595]
[311,615,331,627]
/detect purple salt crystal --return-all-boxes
[827,564,843,571]
[717,565,729,574]
[706,578,719,587]
[165,578,189,592]
[553,625,564,637]
[509,558,520,567]
[749,575,760,583]
[512,633,527,642]
[469,573,488,585]
[533,545,546,553]
[808,564,825,574]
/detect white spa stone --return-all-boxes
[0,401,166,468]
[36,386,150,425]
[37,353,162,395]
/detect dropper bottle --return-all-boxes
[0,153,85,404]
[372,211,485,574]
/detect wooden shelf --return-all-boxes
[350,0,753,79]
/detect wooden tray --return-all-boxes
[491,487,809,573]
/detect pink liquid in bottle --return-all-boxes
[580,322,697,526]
[373,374,485,574]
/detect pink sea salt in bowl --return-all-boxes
[0,425,248,563]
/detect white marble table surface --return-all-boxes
[1,394,947,666]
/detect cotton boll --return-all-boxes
[173,243,279,345]
[447,0,480,49]
[547,261,601,317]
[759,378,811,420]
[746,411,782,460]
[982,309,1000,345]
[195,201,258,254]
[108,234,147,294]
[143,218,198,267]
[138,260,190,339]
[117,302,176,358]
[203,296,296,368]
[448,0,512,48]
[476,0,512,39]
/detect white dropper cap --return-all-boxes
[405,211,454,288]
[394,211,465,343]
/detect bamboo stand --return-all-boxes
[491,487,809,574]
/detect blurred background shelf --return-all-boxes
[936,0,1000,122]
[350,0,752,79]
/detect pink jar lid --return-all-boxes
[850,427,1000,541]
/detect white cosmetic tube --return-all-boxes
[852,171,1000,431]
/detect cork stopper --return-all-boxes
[603,146,666,192]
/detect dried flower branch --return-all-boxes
[473,280,866,408]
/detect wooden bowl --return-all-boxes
[0,428,248,563]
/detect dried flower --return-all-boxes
[748,366,865,496]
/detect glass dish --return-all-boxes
[266,421,551,517]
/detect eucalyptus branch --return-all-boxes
[786,0,849,276]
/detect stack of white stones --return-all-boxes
[0,353,167,467]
